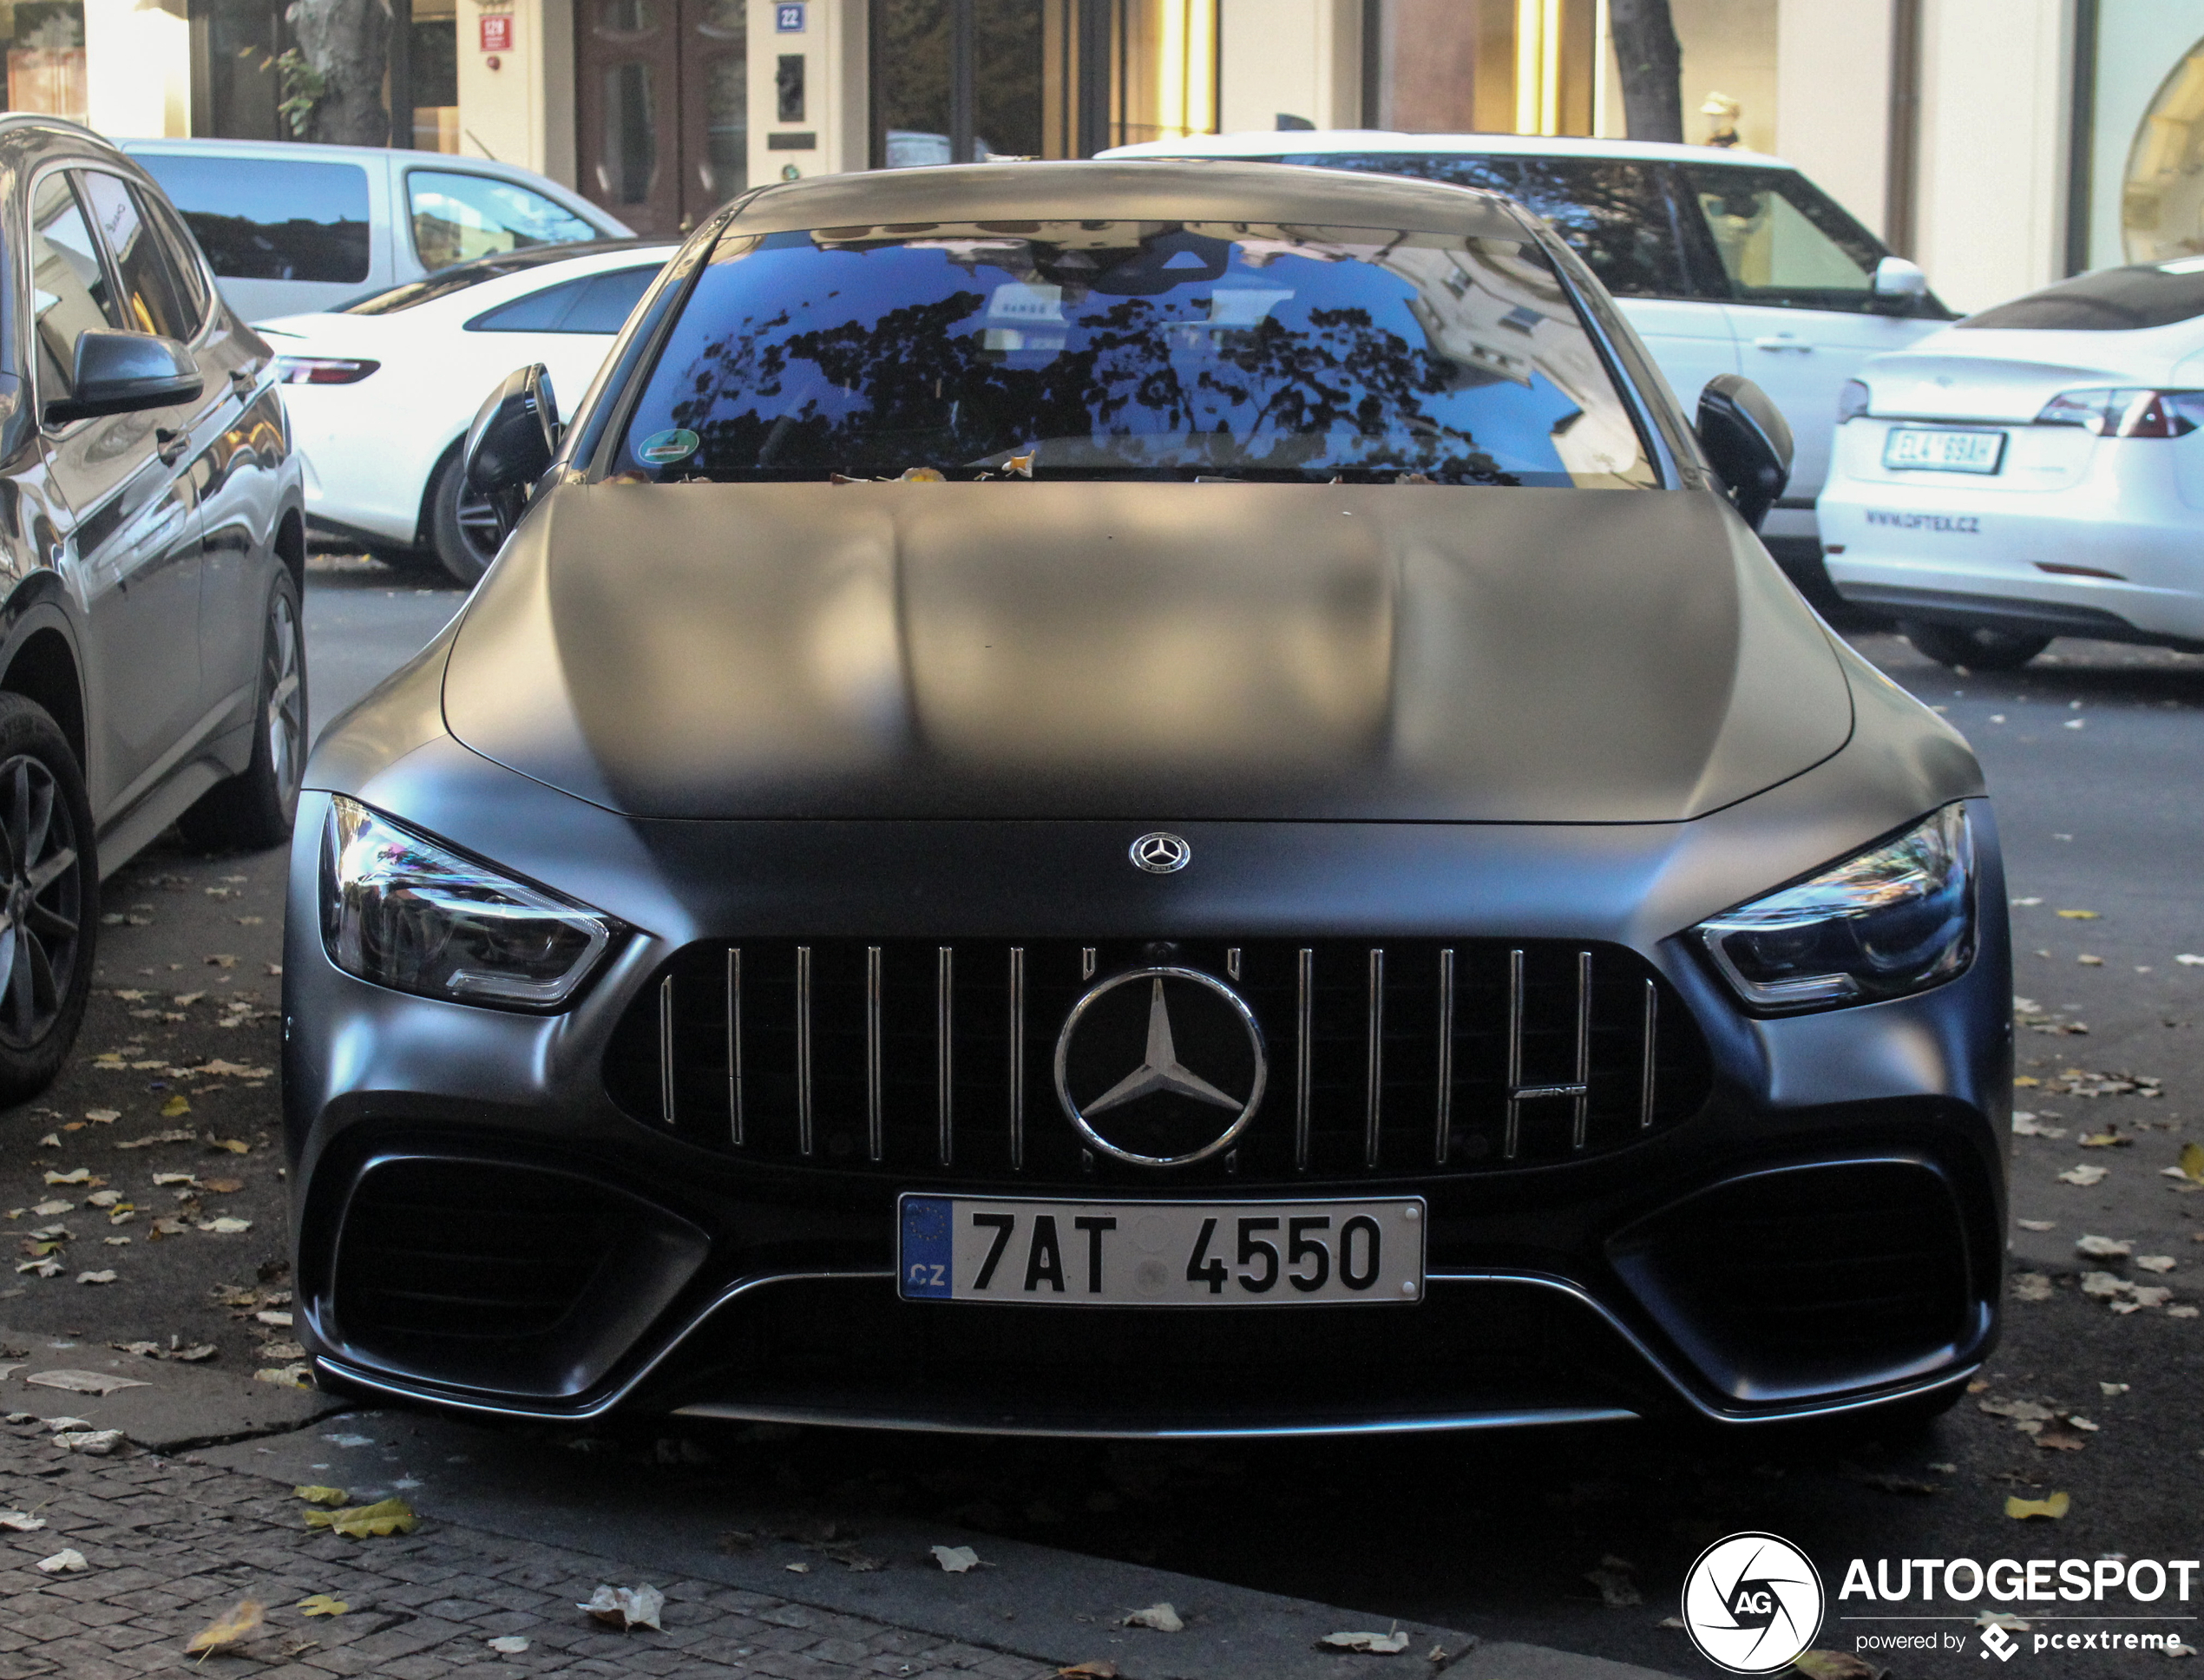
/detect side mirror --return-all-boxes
[463,363,561,538]
[45,331,201,425]
[1696,373,1794,532]
[1872,254,1929,299]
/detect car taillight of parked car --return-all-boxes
[2033,387,2204,437]
[275,356,381,385]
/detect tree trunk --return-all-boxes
[288,0,391,146]
[1609,0,1683,144]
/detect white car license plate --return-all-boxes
[1883,427,2005,474]
[897,1194,1425,1306]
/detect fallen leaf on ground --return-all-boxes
[931,1544,981,1572]
[198,1217,251,1235]
[36,1548,86,1573]
[2137,1255,2177,1273]
[2017,1218,2056,1230]
[2012,1273,2053,1302]
[159,1096,188,1118]
[2013,1115,2067,1138]
[204,1138,249,1154]
[1058,1664,1118,1678]
[83,1110,118,1125]
[185,1599,264,1655]
[2035,1423,2089,1452]
[487,1635,530,1653]
[255,1309,293,1326]
[153,1172,196,1188]
[36,1133,59,1148]
[0,1512,46,1531]
[1320,1630,1410,1653]
[257,1364,313,1388]
[1790,1654,1887,1680]
[200,1178,243,1196]
[54,1429,122,1454]
[2077,1235,2134,1257]
[2059,1165,2109,1185]
[297,1594,348,1617]
[304,1498,416,1538]
[192,1060,270,1079]
[1123,1604,1184,1632]
[293,1486,349,1506]
[2178,1142,2204,1184]
[2056,909,2099,920]
[2080,1130,2129,1145]
[26,1369,147,1395]
[1979,1397,2056,1421]
[115,1130,194,1150]
[75,1270,115,1285]
[579,1583,665,1631]
[43,1169,91,1185]
[2006,1492,2070,1519]
[2077,955,2105,967]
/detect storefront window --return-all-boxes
[3,0,88,122]
[1105,0,1213,149]
[1363,0,1597,138]
[410,0,457,151]
[2123,36,2204,264]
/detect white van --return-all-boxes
[1103,131,1951,612]
[120,139,632,323]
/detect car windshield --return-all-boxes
[1959,258,2204,331]
[614,220,1656,487]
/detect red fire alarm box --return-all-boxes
[480,14,513,51]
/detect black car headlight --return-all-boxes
[319,797,613,1008]
[1696,804,1976,1012]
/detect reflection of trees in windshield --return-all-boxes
[662,285,1521,482]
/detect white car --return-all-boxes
[1820,259,2204,669]
[1100,131,1950,613]
[259,240,675,583]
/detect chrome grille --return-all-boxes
[603,939,1711,1184]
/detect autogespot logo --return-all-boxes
[1682,1532,1827,1675]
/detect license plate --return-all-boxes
[898,1194,1425,1306]
[1883,427,2005,473]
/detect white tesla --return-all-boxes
[257,240,676,583]
[1820,258,2204,668]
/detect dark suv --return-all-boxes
[0,116,305,1097]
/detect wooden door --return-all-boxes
[578,0,747,238]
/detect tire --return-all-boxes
[426,447,504,586]
[1899,620,2050,672]
[178,571,308,852]
[0,693,96,1102]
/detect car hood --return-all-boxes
[438,480,1853,823]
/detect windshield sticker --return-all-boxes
[638,427,700,465]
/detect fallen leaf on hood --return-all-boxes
[26,1369,147,1395]
[0,1511,46,1531]
[2077,1235,2134,1258]
[1319,1630,1410,1653]
[185,1599,264,1655]
[1123,1604,1184,1632]
[293,1486,349,1506]
[304,1498,416,1538]
[297,1593,348,1617]
[2059,1165,2109,1185]
[43,1169,91,1185]
[37,1548,87,1573]
[488,1635,531,1653]
[931,1544,981,1573]
[2005,1492,2070,1519]
[579,1583,665,1631]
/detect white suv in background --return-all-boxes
[120,139,632,322]
[1104,131,1951,614]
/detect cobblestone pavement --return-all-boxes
[0,1419,1057,1680]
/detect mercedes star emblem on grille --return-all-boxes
[1130,831,1191,873]
[1053,966,1267,1166]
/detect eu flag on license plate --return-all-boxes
[902,1196,953,1297]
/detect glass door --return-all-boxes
[577,0,745,237]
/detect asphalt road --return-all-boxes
[2,567,2200,1680]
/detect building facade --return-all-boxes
[9,0,2202,310]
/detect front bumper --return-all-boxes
[283,773,2013,1438]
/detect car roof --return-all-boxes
[730,158,1530,239]
[118,135,588,187]
[1101,129,1793,169]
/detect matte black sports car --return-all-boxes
[286,161,2009,1437]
